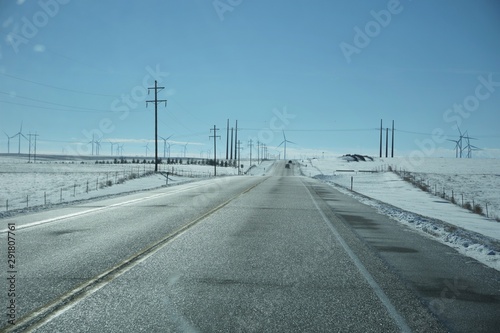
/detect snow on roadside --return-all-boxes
[304,157,500,271]
[0,172,196,219]
[0,156,244,218]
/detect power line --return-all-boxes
[0,91,117,113]
[396,129,500,139]
[0,73,117,97]
[238,128,377,132]
[0,99,127,114]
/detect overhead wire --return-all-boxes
[0,72,117,97]
[0,91,143,113]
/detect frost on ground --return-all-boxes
[305,156,500,272]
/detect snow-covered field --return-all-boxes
[1,154,499,271]
[302,156,500,271]
[0,155,241,216]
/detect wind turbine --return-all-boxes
[277,130,296,160]
[183,143,188,157]
[462,132,478,159]
[468,145,481,158]
[11,122,28,154]
[88,133,97,156]
[115,144,124,157]
[108,141,116,156]
[447,138,460,158]
[95,139,101,156]
[167,142,175,159]
[3,131,11,154]
[144,142,150,157]
[159,135,173,158]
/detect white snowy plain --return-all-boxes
[301,156,500,271]
[1,155,498,271]
[0,155,241,216]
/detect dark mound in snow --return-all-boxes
[341,154,374,162]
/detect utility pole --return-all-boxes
[391,120,395,158]
[230,128,234,160]
[379,119,383,158]
[237,140,242,175]
[257,141,260,164]
[248,139,253,167]
[234,120,238,161]
[34,133,38,163]
[385,128,389,158]
[27,133,39,163]
[146,80,167,172]
[210,125,221,176]
[226,119,229,160]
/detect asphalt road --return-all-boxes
[1,161,499,332]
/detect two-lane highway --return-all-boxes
[1,161,499,332]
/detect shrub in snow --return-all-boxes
[473,204,483,215]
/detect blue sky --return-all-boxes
[1,0,499,159]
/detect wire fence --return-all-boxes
[167,167,212,178]
[390,167,499,221]
[0,159,243,213]
[2,165,158,212]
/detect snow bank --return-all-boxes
[304,157,500,271]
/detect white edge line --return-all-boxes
[0,182,209,233]
[22,177,256,332]
[304,183,412,333]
